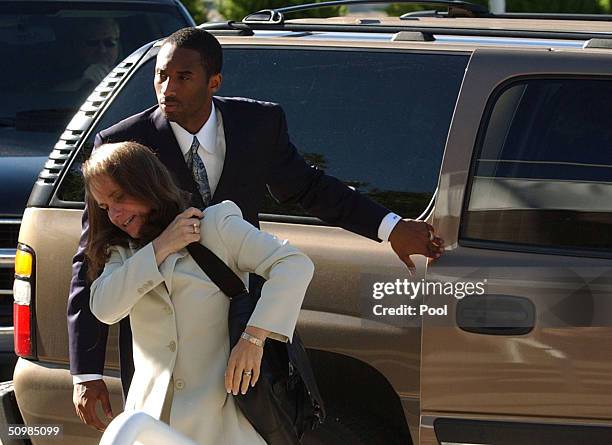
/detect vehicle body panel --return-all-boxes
[15,204,423,442]
[0,157,47,217]
[422,48,612,432]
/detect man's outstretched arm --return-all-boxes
[265,104,444,267]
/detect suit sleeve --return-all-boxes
[265,105,390,242]
[66,133,107,375]
[213,201,314,343]
[90,244,166,325]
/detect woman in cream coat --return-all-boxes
[83,142,314,444]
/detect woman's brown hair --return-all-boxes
[83,142,187,282]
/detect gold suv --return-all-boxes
[8,1,612,444]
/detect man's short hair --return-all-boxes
[164,27,222,77]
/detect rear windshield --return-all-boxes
[59,47,468,219]
[0,1,188,157]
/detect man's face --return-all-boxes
[77,22,119,67]
[154,43,221,133]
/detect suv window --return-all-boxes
[58,48,468,219]
[461,78,612,253]
[0,1,187,157]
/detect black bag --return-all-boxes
[186,243,325,445]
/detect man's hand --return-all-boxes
[389,219,444,271]
[73,379,114,432]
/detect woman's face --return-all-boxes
[89,174,152,239]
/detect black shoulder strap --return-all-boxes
[186,242,247,299]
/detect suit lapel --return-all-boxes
[212,97,247,204]
[150,108,198,194]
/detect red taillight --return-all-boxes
[13,244,36,359]
[13,302,31,357]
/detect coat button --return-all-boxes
[175,379,185,390]
[167,341,176,352]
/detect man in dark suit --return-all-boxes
[69,27,444,430]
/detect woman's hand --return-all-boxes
[152,207,203,265]
[225,326,270,395]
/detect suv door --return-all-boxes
[420,48,612,444]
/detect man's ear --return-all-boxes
[209,73,222,93]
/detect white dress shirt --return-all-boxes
[74,103,399,384]
[169,103,225,196]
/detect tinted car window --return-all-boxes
[0,2,187,158]
[59,48,467,219]
[462,79,612,253]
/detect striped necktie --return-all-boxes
[186,136,211,207]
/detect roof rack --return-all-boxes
[199,0,612,43]
[490,12,612,22]
[399,10,612,21]
[242,0,490,24]
[202,19,612,42]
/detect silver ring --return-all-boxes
[193,223,198,234]
[428,229,435,242]
[243,370,252,377]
